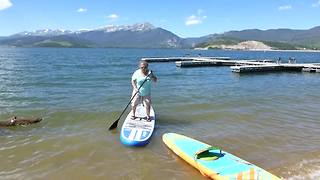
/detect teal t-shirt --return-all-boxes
[132,70,152,96]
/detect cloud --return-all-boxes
[107,14,119,19]
[77,8,87,13]
[0,0,12,11]
[278,5,292,11]
[312,0,320,7]
[185,9,207,26]
[185,15,202,26]
[106,14,119,22]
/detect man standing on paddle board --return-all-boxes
[131,60,157,121]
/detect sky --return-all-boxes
[0,0,320,37]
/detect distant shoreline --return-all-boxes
[235,49,320,53]
[259,49,320,53]
[1,45,320,53]
[194,47,320,53]
[195,40,320,53]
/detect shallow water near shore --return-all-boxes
[1,47,320,179]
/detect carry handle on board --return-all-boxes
[108,71,153,130]
[194,146,223,161]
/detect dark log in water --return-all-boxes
[0,116,42,127]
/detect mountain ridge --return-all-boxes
[9,23,157,37]
[1,23,320,50]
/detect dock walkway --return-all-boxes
[142,56,320,73]
[142,57,230,63]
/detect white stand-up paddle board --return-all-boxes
[120,103,155,146]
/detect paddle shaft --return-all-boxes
[108,71,152,130]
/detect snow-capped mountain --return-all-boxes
[11,29,73,37]
[96,23,156,33]
[1,23,187,48]
[1,23,320,49]
[10,23,156,37]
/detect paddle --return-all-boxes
[108,71,152,130]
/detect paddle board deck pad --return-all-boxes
[162,133,281,180]
[120,104,155,146]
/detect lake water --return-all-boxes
[0,47,320,180]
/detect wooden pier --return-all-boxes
[142,56,320,73]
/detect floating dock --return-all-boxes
[142,57,230,63]
[231,64,282,73]
[175,58,237,67]
[231,64,295,73]
[230,63,320,73]
[142,56,320,73]
[302,64,320,73]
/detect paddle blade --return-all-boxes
[108,118,120,130]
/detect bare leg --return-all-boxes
[131,91,139,119]
[146,103,150,118]
[132,104,138,118]
[144,96,151,120]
